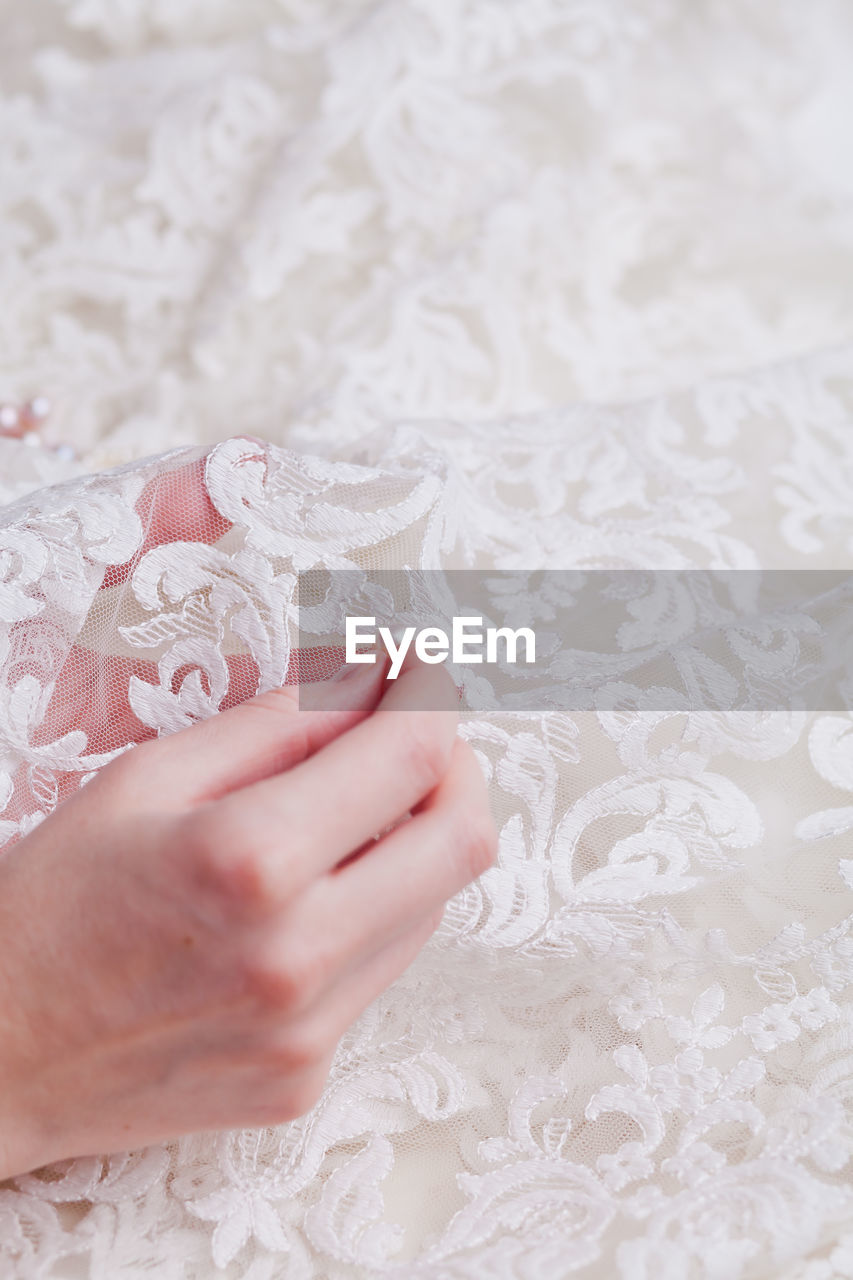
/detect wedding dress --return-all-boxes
[1,2,853,1277]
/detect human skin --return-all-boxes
[0,445,498,1179]
[0,654,496,1180]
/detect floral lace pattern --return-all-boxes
[1,1,853,1277]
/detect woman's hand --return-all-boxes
[0,654,496,1179]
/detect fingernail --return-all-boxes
[332,661,367,682]
[299,653,387,713]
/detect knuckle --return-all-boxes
[287,1070,329,1117]
[400,719,451,794]
[265,1024,332,1076]
[187,808,273,916]
[245,940,328,1016]
[255,1067,330,1125]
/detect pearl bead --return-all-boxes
[0,394,68,454]
[0,404,23,436]
[28,395,51,419]
[22,396,52,431]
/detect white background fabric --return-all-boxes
[1,2,853,1277]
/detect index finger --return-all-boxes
[195,658,459,910]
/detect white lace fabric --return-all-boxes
[1,2,853,1278]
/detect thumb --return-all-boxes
[120,653,390,809]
